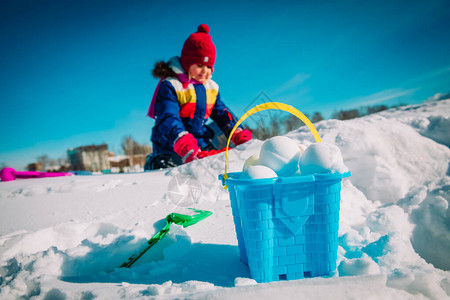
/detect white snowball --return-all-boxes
[299,142,348,175]
[243,154,260,171]
[241,165,278,179]
[259,136,301,176]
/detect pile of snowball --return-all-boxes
[241,136,349,179]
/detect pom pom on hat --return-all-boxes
[197,24,209,33]
[180,24,216,73]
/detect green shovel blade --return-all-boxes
[120,209,212,269]
[168,208,213,228]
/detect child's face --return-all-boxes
[189,64,212,83]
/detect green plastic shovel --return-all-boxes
[120,208,212,268]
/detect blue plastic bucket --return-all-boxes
[220,171,350,283]
[220,102,350,282]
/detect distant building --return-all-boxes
[27,162,43,172]
[108,154,147,173]
[67,144,110,172]
[108,155,130,170]
[131,154,147,168]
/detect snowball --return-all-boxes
[299,142,348,175]
[259,136,301,176]
[241,165,278,179]
[243,154,260,171]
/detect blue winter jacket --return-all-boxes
[150,57,240,155]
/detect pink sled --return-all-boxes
[0,167,72,182]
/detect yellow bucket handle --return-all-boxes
[224,102,322,189]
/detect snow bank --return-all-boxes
[1,100,449,299]
[380,99,450,147]
[289,114,449,203]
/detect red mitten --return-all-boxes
[173,133,200,163]
[197,147,230,159]
[231,129,252,146]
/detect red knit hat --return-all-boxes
[180,24,216,73]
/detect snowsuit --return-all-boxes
[149,57,240,156]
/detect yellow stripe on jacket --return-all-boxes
[166,78,219,119]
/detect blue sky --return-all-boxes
[1,0,450,170]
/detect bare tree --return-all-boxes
[367,105,388,115]
[49,159,56,168]
[122,136,136,165]
[284,114,304,132]
[121,135,153,166]
[248,111,324,139]
[332,109,360,120]
[270,117,280,137]
[56,157,70,171]
[37,155,49,171]
[311,112,324,123]
[57,157,68,166]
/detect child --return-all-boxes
[145,24,252,170]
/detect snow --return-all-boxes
[1,99,449,299]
